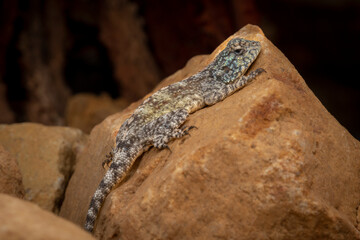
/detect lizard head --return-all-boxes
[212,38,261,83]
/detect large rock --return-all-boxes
[0,193,95,240]
[0,123,87,213]
[0,145,24,198]
[60,25,360,239]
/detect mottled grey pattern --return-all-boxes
[84,38,264,232]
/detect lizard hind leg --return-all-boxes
[102,150,114,169]
[149,108,191,150]
[153,127,194,150]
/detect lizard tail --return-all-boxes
[84,160,129,232]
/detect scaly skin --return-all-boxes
[84,38,264,232]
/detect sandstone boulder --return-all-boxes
[60,24,360,239]
[0,123,87,213]
[0,193,95,240]
[65,93,129,134]
[0,145,24,198]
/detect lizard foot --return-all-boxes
[153,141,172,153]
[178,125,197,137]
[102,151,114,169]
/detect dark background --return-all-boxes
[0,0,359,139]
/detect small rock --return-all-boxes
[0,193,95,240]
[0,123,87,213]
[65,93,129,133]
[0,145,24,198]
[60,24,360,239]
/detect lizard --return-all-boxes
[84,37,264,232]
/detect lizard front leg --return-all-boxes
[204,68,264,106]
[225,68,265,94]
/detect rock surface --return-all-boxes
[0,193,95,240]
[0,145,24,198]
[65,93,129,134]
[0,123,87,213]
[60,24,360,239]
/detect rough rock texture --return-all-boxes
[0,123,87,213]
[0,193,95,240]
[60,25,360,239]
[65,93,129,134]
[0,145,24,198]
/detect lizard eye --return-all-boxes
[223,66,231,73]
[234,48,244,55]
